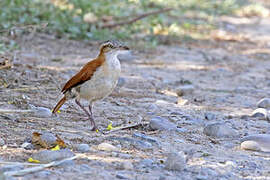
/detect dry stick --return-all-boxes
[104,122,147,134]
[100,8,174,28]
[4,155,79,177]
[0,109,33,114]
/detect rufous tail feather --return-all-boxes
[52,96,66,114]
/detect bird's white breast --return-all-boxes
[79,51,121,102]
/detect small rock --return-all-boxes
[21,142,34,150]
[75,144,90,153]
[203,123,237,138]
[175,85,194,97]
[97,143,119,152]
[149,116,177,131]
[116,173,129,179]
[241,134,270,152]
[257,98,270,109]
[120,161,134,170]
[32,149,75,163]
[164,152,186,171]
[0,138,5,146]
[31,106,52,118]
[251,108,269,120]
[204,112,216,120]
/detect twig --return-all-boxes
[4,155,79,177]
[0,161,41,166]
[104,122,147,134]
[100,8,174,28]
[0,109,33,114]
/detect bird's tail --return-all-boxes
[52,96,67,114]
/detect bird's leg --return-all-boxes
[75,99,97,131]
[88,102,97,131]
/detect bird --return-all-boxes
[52,40,129,131]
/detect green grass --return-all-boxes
[0,0,249,48]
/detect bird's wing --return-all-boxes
[61,56,105,93]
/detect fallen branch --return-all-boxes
[100,8,174,28]
[104,122,147,134]
[0,109,33,114]
[4,155,79,177]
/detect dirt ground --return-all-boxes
[1,8,270,180]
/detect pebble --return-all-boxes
[97,143,119,152]
[32,106,52,118]
[75,144,90,153]
[203,123,237,138]
[32,149,75,163]
[120,161,134,170]
[241,134,270,152]
[164,152,186,171]
[0,138,5,146]
[149,116,177,131]
[251,108,269,120]
[175,85,194,97]
[21,142,34,150]
[204,112,216,120]
[116,173,129,179]
[257,98,270,109]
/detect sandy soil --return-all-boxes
[1,11,270,180]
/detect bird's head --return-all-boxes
[99,40,129,54]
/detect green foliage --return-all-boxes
[0,0,247,44]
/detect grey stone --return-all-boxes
[257,98,270,109]
[0,138,5,146]
[32,106,52,118]
[164,152,186,171]
[204,112,216,120]
[21,142,34,150]
[241,134,270,152]
[97,143,119,152]
[149,116,177,131]
[116,173,129,179]
[251,108,269,120]
[32,149,75,163]
[175,85,194,96]
[203,123,237,138]
[75,144,90,153]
